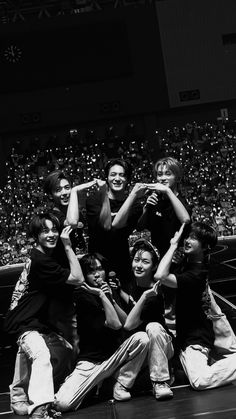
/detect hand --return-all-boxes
[74,179,97,193]
[145,192,159,206]
[170,223,185,246]
[95,179,108,195]
[131,183,149,199]
[152,182,169,194]
[100,281,113,298]
[172,247,184,264]
[143,281,160,298]
[60,225,72,247]
[81,283,104,297]
[108,277,121,291]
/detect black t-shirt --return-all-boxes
[137,194,190,257]
[75,289,123,362]
[174,261,215,351]
[86,192,142,289]
[52,208,85,268]
[129,280,168,333]
[5,248,72,339]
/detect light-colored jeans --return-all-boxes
[180,344,236,390]
[10,331,73,413]
[146,322,174,383]
[54,331,149,412]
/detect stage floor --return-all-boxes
[0,237,236,418]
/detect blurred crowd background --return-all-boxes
[0,118,235,266]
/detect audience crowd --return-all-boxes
[0,119,235,266]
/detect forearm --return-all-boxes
[66,188,80,227]
[154,244,178,282]
[124,294,146,330]
[113,301,127,324]
[112,193,136,229]
[100,292,122,329]
[64,246,85,286]
[167,189,190,224]
[99,194,112,230]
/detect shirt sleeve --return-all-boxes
[29,254,70,291]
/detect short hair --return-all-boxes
[154,157,183,182]
[80,253,109,281]
[104,158,132,182]
[28,212,60,242]
[131,239,160,267]
[188,222,218,250]
[43,170,71,195]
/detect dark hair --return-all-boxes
[188,222,218,250]
[80,253,109,281]
[43,170,71,195]
[154,157,182,182]
[131,239,160,267]
[28,212,60,241]
[104,158,132,182]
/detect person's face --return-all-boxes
[86,259,106,287]
[132,250,154,282]
[51,179,71,207]
[156,164,176,190]
[37,219,59,252]
[184,232,203,257]
[107,164,127,193]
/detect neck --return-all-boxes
[36,244,53,256]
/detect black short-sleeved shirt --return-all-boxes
[174,262,214,351]
[129,281,168,333]
[52,208,85,268]
[86,192,142,288]
[137,194,190,257]
[75,290,123,362]
[5,248,71,339]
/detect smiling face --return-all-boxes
[107,164,127,195]
[132,249,155,286]
[183,232,203,259]
[37,219,59,254]
[51,178,71,208]
[86,259,106,287]
[156,164,177,190]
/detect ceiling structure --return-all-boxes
[0,0,156,23]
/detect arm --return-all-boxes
[154,183,190,224]
[66,180,97,227]
[60,226,85,286]
[112,183,149,229]
[124,283,159,330]
[154,224,185,288]
[98,180,112,230]
[100,281,127,324]
[82,283,121,330]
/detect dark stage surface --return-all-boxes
[0,237,236,419]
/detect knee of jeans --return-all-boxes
[189,373,210,390]
[31,347,51,365]
[132,331,149,347]
[146,322,163,337]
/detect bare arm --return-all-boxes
[66,180,97,227]
[154,224,186,288]
[112,183,149,229]
[154,183,190,224]
[60,226,85,286]
[124,283,160,330]
[82,283,121,330]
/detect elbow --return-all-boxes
[183,215,191,224]
[124,322,134,331]
[110,320,122,330]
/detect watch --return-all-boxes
[3,44,22,64]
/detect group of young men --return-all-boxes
[4,157,236,419]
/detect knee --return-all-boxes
[146,322,164,337]
[190,375,210,390]
[132,331,149,348]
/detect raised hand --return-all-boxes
[146,192,159,206]
[75,179,97,192]
[81,282,103,297]
[144,281,160,298]
[60,225,72,247]
[170,223,185,246]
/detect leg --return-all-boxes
[18,331,54,414]
[10,348,30,415]
[146,322,174,382]
[180,344,236,390]
[54,331,149,412]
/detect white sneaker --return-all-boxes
[152,382,173,400]
[113,382,131,401]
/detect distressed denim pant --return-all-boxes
[54,331,149,412]
[146,322,174,382]
[180,344,236,390]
